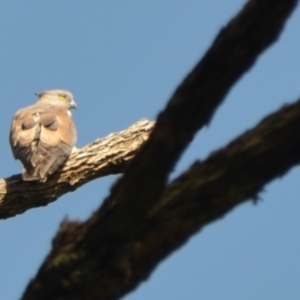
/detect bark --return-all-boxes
[0,119,154,219]
[19,0,298,299]
[23,97,300,300]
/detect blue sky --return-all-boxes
[1,1,300,299]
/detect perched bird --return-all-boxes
[9,89,77,182]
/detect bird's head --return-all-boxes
[35,89,77,109]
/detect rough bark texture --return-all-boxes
[0,119,154,219]
[22,98,300,300]
[17,0,298,299]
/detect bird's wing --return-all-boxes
[9,103,77,181]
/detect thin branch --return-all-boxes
[0,119,154,219]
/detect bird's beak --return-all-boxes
[70,100,77,109]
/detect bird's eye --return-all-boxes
[58,94,67,100]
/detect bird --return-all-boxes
[9,89,77,182]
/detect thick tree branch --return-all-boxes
[94,0,297,237]
[21,0,298,299]
[0,119,154,219]
[22,99,300,300]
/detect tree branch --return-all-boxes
[93,0,297,235]
[0,119,154,219]
[20,0,298,299]
[22,99,300,300]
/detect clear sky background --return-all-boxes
[1,1,300,300]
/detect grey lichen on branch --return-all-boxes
[0,119,155,219]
